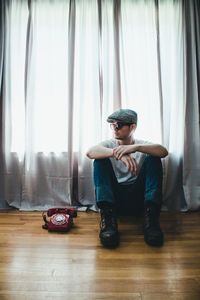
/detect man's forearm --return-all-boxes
[136,144,168,158]
[86,146,114,159]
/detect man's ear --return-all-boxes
[130,124,136,132]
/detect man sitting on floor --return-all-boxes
[86,109,168,248]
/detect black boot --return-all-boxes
[143,202,164,247]
[99,206,119,248]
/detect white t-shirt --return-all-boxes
[98,138,154,185]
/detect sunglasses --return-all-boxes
[110,122,132,130]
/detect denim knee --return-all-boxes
[94,158,110,166]
[144,155,163,169]
[145,154,161,162]
[93,158,116,204]
[93,158,115,184]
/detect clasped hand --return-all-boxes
[113,145,138,176]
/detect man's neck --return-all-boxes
[117,136,135,145]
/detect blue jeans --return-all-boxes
[93,155,163,215]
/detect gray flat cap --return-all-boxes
[107,109,137,124]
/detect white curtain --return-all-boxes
[182,0,200,210]
[0,0,199,211]
[2,0,75,210]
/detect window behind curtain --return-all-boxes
[5,0,182,155]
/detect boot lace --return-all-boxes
[144,207,160,230]
[100,208,117,231]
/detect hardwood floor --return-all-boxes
[0,209,200,299]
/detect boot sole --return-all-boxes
[144,234,164,247]
[99,233,119,248]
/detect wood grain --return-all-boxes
[0,209,200,299]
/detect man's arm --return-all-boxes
[137,144,168,158]
[86,145,141,175]
[86,145,114,159]
[113,144,168,159]
[86,145,138,176]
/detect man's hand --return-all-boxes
[120,154,138,176]
[113,145,138,160]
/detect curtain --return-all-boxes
[0,0,199,211]
[182,0,200,210]
[0,0,10,209]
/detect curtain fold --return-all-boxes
[156,0,187,210]
[74,0,101,209]
[0,0,199,211]
[182,0,200,210]
[0,0,10,209]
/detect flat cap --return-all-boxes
[107,109,137,124]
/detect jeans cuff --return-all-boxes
[95,185,115,204]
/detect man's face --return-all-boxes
[110,121,136,140]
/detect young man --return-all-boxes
[86,109,168,248]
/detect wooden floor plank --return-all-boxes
[0,209,200,299]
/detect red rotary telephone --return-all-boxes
[42,207,77,232]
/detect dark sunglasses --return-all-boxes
[110,122,132,130]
